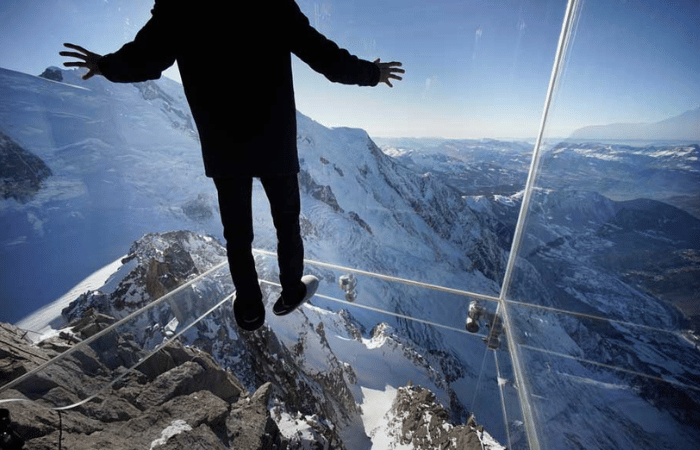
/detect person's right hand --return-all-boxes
[60,43,103,80]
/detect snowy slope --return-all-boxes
[1,66,509,446]
[375,137,533,197]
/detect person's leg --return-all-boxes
[260,174,304,301]
[213,177,262,303]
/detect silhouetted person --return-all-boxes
[60,0,403,331]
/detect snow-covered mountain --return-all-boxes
[542,141,700,217]
[4,229,505,449]
[377,136,700,448]
[492,189,700,449]
[2,65,699,449]
[0,66,508,448]
[375,137,533,197]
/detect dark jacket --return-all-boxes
[98,0,380,177]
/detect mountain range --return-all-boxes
[1,65,699,449]
[568,107,700,142]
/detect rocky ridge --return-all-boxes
[389,384,500,450]
[0,321,288,449]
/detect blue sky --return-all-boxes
[0,0,697,138]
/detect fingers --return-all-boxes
[60,42,103,79]
[374,59,404,69]
[59,52,88,61]
[60,44,91,67]
[62,61,88,68]
[63,43,90,54]
[375,58,405,87]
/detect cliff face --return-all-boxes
[0,322,286,450]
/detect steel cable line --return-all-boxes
[519,343,700,394]
[4,246,697,417]
[256,248,685,338]
[254,248,501,303]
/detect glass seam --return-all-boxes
[495,1,583,449]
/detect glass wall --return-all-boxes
[1,1,698,449]
[504,0,700,449]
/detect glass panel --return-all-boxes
[255,250,515,445]
[0,1,597,449]
[291,0,568,298]
[506,0,700,448]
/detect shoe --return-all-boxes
[273,275,319,316]
[233,295,265,331]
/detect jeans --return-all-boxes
[214,175,304,303]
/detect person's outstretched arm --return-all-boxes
[285,0,403,87]
[60,0,178,83]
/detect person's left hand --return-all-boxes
[60,43,103,80]
[374,59,404,87]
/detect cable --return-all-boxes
[519,343,700,394]
[254,248,500,304]
[318,292,479,337]
[257,248,684,339]
[258,277,491,340]
[503,298,684,337]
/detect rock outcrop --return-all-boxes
[390,384,496,450]
[0,322,285,450]
[38,67,63,82]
